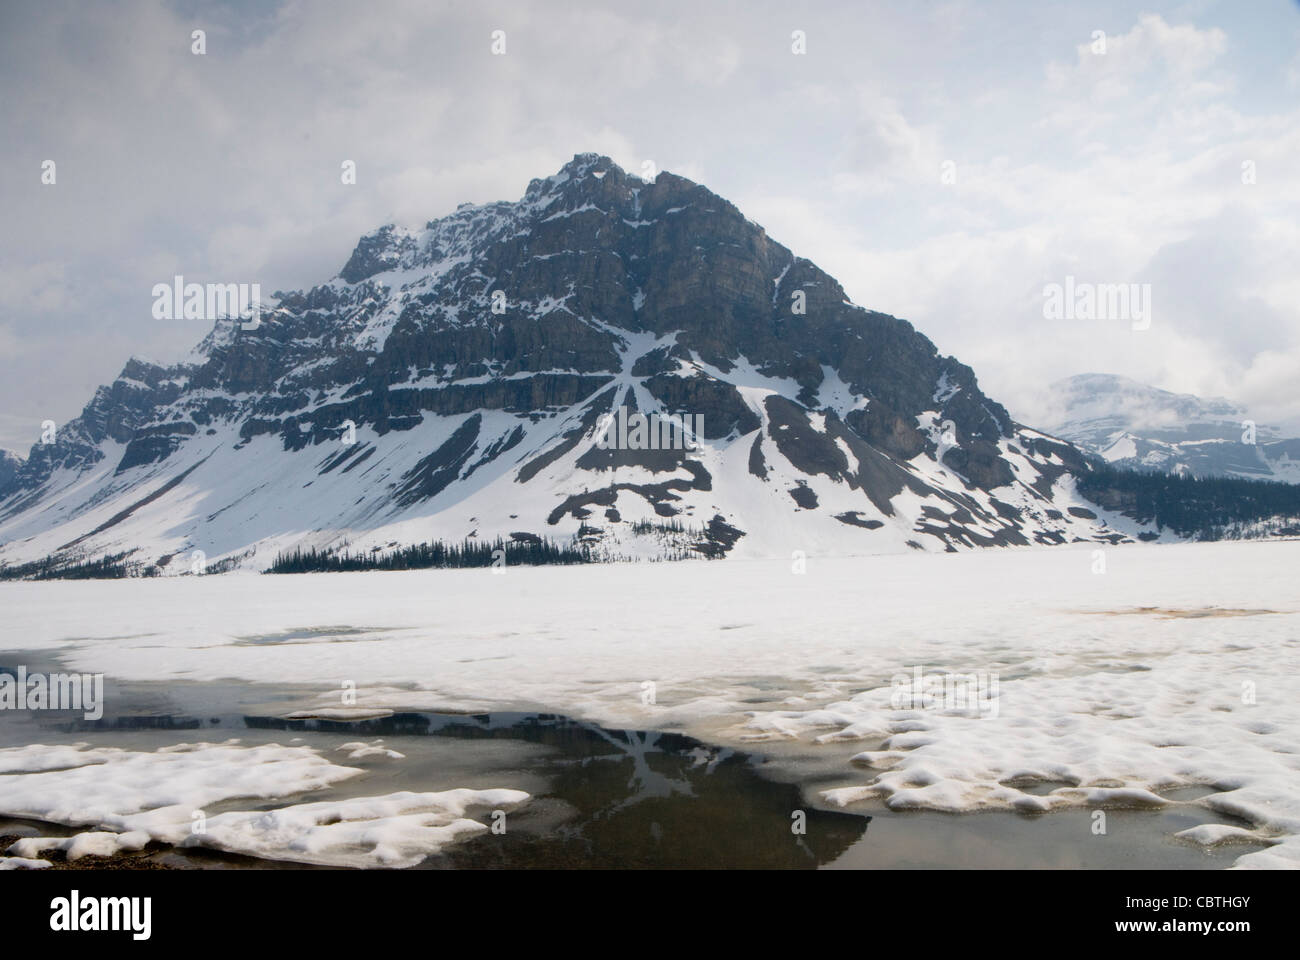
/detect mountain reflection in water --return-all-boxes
[244,709,870,868]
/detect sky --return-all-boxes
[2,0,1299,455]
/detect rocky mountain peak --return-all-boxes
[1,154,1159,572]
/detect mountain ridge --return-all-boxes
[1040,373,1300,484]
[0,154,1219,573]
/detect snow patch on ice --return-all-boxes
[0,741,526,868]
[336,740,405,760]
[0,856,52,870]
[10,831,151,861]
[180,788,528,868]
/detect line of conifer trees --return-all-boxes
[0,551,145,581]
[1076,463,1300,539]
[268,535,594,573]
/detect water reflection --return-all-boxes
[209,709,870,868]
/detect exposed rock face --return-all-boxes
[0,451,21,493]
[0,154,1156,571]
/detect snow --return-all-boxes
[0,741,527,868]
[1176,824,1273,846]
[543,202,604,222]
[2,539,1298,867]
[336,740,405,760]
[1102,433,1139,462]
[286,708,394,721]
[772,259,793,304]
[834,437,860,475]
[0,743,123,773]
[0,741,362,829]
[815,365,869,417]
[10,831,151,861]
[0,857,51,870]
[178,788,528,868]
[932,372,960,405]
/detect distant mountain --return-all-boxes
[1039,374,1300,484]
[2,156,1296,576]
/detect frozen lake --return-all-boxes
[2,539,1297,868]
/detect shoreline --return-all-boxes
[0,666,1269,870]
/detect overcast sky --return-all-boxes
[2,0,1298,454]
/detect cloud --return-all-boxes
[1049,14,1229,98]
[0,325,24,358]
[1,2,1297,440]
[0,262,74,316]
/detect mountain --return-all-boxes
[0,154,1226,574]
[0,450,21,493]
[1039,374,1300,484]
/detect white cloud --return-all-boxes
[1053,14,1228,96]
[1,2,1297,440]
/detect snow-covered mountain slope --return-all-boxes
[0,155,1161,573]
[1038,373,1300,483]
